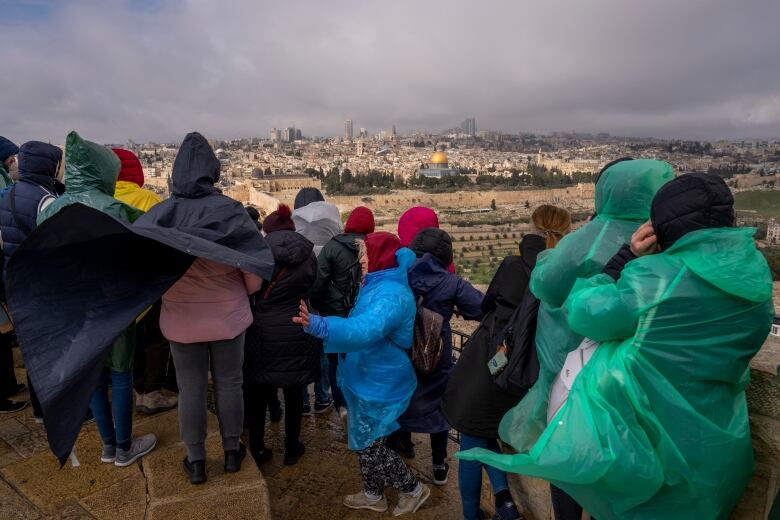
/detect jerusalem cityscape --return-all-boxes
[0,1,779,520]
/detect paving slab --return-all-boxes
[1,431,141,514]
[0,477,40,519]
[79,472,147,520]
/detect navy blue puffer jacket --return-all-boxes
[0,141,60,280]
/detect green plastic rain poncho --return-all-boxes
[480,159,676,452]
[37,131,143,371]
[460,170,775,519]
[38,131,143,225]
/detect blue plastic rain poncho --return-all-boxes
[321,247,417,450]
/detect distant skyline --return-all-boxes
[1,0,779,144]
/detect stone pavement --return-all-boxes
[0,368,514,519]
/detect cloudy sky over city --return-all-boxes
[2,0,779,143]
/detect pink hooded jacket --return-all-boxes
[160,258,264,344]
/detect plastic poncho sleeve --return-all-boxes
[566,262,676,342]
[324,293,408,354]
[530,231,596,307]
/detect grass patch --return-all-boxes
[734,191,780,219]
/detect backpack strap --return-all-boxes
[8,185,34,237]
[262,266,288,300]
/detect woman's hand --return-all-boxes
[630,221,659,256]
[292,299,310,327]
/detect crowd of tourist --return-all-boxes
[0,132,774,519]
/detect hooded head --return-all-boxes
[63,131,120,195]
[18,141,62,181]
[171,132,220,198]
[651,172,734,250]
[594,159,675,221]
[263,203,296,234]
[365,231,401,272]
[294,187,325,209]
[345,206,375,234]
[410,228,453,268]
[398,206,439,246]
[0,136,18,164]
[112,148,145,187]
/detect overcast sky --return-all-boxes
[2,0,779,144]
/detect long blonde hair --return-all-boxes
[531,204,572,248]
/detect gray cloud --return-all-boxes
[2,0,779,144]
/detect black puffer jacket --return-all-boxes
[244,230,319,386]
[309,232,365,317]
[442,233,546,438]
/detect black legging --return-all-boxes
[245,383,303,453]
[551,484,595,520]
[387,430,449,466]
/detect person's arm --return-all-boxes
[564,274,639,341]
[528,239,580,307]
[454,278,485,321]
[294,293,408,354]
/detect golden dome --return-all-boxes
[430,151,448,164]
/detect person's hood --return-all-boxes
[0,136,18,162]
[112,148,145,187]
[63,131,120,195]
[410,227,453,268]
[398,206,439,246]
[171,132,220,198]
[409,253,449,294]
[294,187,325,209]
[667,227,772,303]
[519,233,546,266]
[292,201,342,247]
[18,141,61,186]
[651,172,735,250]
[265,229,314,266]
[334,232,364,251]
[344,206,375,234]
[595,159,674,221]
[366,231,401,272]
[364,247,417,285]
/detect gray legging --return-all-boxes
[170,333,245,462]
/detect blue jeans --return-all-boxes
[302,352,330,404]
[327,353,346,410]
[459,433,510,520]
[90,368,133,450]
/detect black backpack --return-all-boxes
[486,259,541,396]
[335,255,362,310]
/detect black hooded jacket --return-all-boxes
[309,232,364,317]
[442,233,546,438]
[244,230,320,386]
[133,132,274,279]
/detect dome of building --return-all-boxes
[430,151,448,164]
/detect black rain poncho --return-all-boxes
[7,132,274,465]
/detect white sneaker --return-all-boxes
[393,484,430,516]
[343,491,388,512]
[137,391,178,415]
